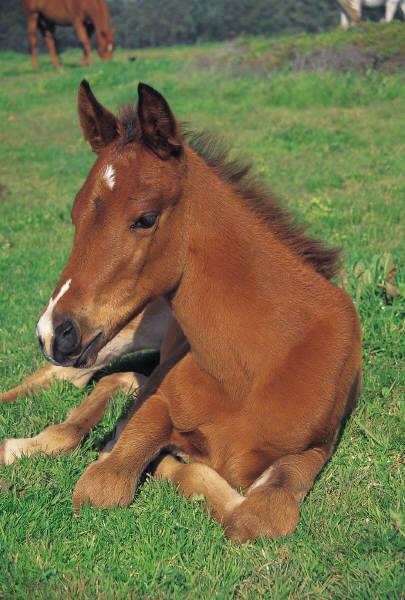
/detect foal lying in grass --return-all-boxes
[0,81,361,542]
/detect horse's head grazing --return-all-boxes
[37,81,186,367]
[97,27,115,60]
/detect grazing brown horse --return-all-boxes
[23,0,115,71]
[1,82,361,542]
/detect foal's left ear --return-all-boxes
[78,80,119,153]
[137,83,182,160]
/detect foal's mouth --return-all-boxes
[73,331,104,368]
[42,331,104,368]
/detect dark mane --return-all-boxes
[119,108,341,280]
[118,104,139,145]
[185,129,341,279]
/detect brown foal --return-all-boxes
[1,81,361,542]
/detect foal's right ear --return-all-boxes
[78,80,119,153]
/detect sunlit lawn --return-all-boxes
[0,33,404,598]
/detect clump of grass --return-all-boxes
[204,22,405,74]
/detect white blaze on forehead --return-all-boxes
[37,279,72,344]
[104,164,115,190]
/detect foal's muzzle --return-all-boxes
[52,318,81,364]
[37,315,102,368]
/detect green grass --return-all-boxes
[0,28,404,599]
[243,21,405,63]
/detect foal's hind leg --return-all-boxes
[0,364,96,404]
[155,447,332,543]
[154,455,244,520]
[224,445,333,542]
[0,372,144,466]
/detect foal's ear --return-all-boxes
[78,80,119,153]
[137,83,182,160]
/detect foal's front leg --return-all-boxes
[0,372,144,466]
[0,363,97,404]
[73,392,172,509]
[72,342,187,509]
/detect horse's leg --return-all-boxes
[73,20,93,66]
[224,445,334,542]
[154,455,245,518]
[156,446,333,542]
[352,0,362,23]
[385,0,400,21]
[0,372,144,466]
[72,391,173,509]
[27,12,39,70]
[72,343,188,509]
[96,320,186,462]
[0,364,96,404]
[401,0,405,17]
[338,0,361,26]
[41,22,61,71]
[81,22,95,66]
[340,11,350,29]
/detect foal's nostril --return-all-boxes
[53,318,81,359]
[62,321,73,338]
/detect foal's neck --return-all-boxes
[171,148,319,385]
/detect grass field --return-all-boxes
[0,25,404,599]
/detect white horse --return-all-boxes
[338,0,405,28]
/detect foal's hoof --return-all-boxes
[0,388,20,403]
[0,439,21,466]
[224,487,300,543]
[73,459,135,511]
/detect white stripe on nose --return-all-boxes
[37,279,72,354]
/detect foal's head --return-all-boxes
[37,81,186,367]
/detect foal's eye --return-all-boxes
[130,212,159,230]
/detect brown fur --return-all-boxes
[22,0,115,71]
[4,81,362,542]
[117,107,341,280]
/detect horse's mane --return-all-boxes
[119,107,341,280]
